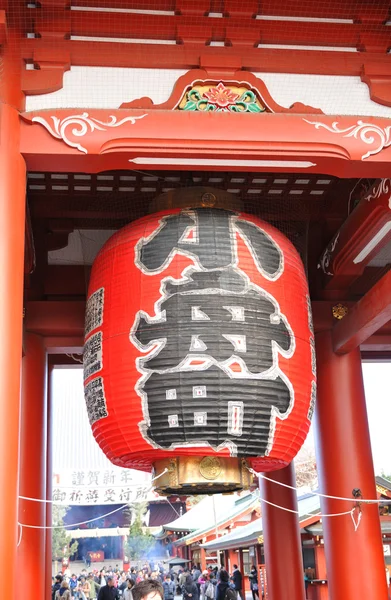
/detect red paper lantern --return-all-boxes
[84,205,315,481]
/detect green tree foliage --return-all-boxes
[52,505,79,560]
[124,502,155,560]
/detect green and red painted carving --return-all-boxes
[181,82,265,113]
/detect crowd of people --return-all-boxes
[52,562,262,600]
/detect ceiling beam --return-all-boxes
[332,269,391,354]
[22,37,391,75]
[43,265,89,297]
[25,300,85,336]
[45,336,84,354]
[318,179,391,291]
[34,10,391,50]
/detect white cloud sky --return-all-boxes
[362,362,391,476]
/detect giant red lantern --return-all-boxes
[84,190,316,494]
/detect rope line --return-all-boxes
[250,468,390,504]
[17,523,23,547]
[259,495,353,518]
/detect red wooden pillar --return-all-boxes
[200,547,207,571]
[0,33,26,581]
[18,334,48,595]
[314,330,388,600]
[227,548,237,573]
[46,365,54,597]
[313,545,328,600]
[259,464,306,600]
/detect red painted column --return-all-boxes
[259,463,306,600]
[313,545,328,600]
[227,549,237,573]
[200,547,207,571]
[0,32,26,582]
[314,330,388,600]
[18,334,48,594]
[45,365,54,598]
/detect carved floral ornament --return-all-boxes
[366,178,391,205]
[318,232,340,276]
[31,112,147,154]
[303,119,391,160]
[178,82,265,113]
[23,66,391,164]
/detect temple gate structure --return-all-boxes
[1,1,391,599]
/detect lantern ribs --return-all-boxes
[23,299,391,356]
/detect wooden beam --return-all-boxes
[332,270,391,354]
[45,336,84,354]
[22,38,391,76]
[361,333,391,353]
[29,196,341,223]
[25,300,85,336]
[69,0,367,19]
[34,10,391,50]
[318,179,391,291]
[43,265,89,297]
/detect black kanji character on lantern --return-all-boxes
[132,208,292,457]
[141,365,291,457]
[137,208,282,277]
[133,269,293,375]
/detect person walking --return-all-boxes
[248,567,259,600]
[203,574,215,600]
[198,571,208,600]
[55,580,72,600]
[97,577,120,600]
[79,576,91,600]
[231,565,244,600]
[88,574,101,600]
[215,570,230,600]
[124,579,135,600]
[70,574,79,598]
[179,569,188,589]
[53,575,64,600]
[192,566,201,584]
[162,574,176,600]
[182,574,199,600]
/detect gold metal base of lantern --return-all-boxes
[149,186,242,213]
[153,456,253,495]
